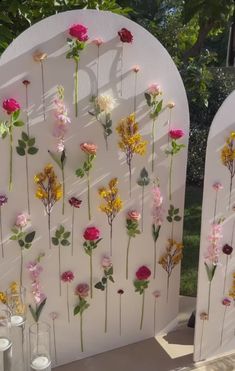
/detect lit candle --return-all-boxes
[0,337,11,351]
[11,315,24,326]
[31,356,50,370]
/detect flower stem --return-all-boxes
[25,151,30,215]
[126,236,131,279]
[220,306,227,346]
[151,119,155,173]
[48,213,51,249]
[119,295,122,336]
[80,312,84,352]
[128,160,132,199]
[0,208,4,259]
[154,298,156,334]
[133,72,137,114]
[104,134,108,151]
[75,59,79,118]
[97,46,100,97]
[141,186,144,232]
[223,256,229,295]
[71,207,75,256]
[213,191,218,223]
[229,175,233,209]
[110,222,113,256]
[52,319,57,364]
[105,282,108,333]
[62,165,65,215]
[120,43,123,97]
[166,274,170,303]
[25,84,30,136]
[169,155,173,201]
[207,281,212,317]
[20,248,23,287]
[199,319,205,361]
[153,241,157,279]
[59,244,61,296]
[87,171,91,221]
[140,290,145,330]
[67,283,70,323]
[90,252,93,299]
[40,61,46,121]
[9,126,13,191]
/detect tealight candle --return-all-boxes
[11,315,24,327]
[0,338,11,351]
[31,356,51,370]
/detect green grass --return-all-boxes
[180,185,203,297]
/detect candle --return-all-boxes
[0,337,11,351]
[31,356,50,370]
[11,315,24,326]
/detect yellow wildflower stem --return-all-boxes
[109,223,113,256]
[126,236,131,279]
[128,160,132,199]
[166,274,170,303]
[151,119,156,173]
[140,290,145,330]
[229,175,233,209]
[48,213,51,250]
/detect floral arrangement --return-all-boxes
[134,266,151,330]
[159,239,183,302]
[221,132,235,208]
[49,85,71,215]
[116,113,147,198]
[98,178,123,255]
[34,164,62,249]
[83,226,102,298]
[144,84,163,173]
[66,24,89,117]
[49,312,58,364]
[152,290,160,334]
[137,167,150,231]
[125,210,141,279]
[69,197,82,256]
[132,65,140,113]
[199,312,208,361]
[152,182,164,279]
[0,194,7,258]
[220,297,231,346]
[0,99,24,190]
[10,213,36,286]
[95,256,114,333]
[117,289,124,336]
[76,143,97,220]
[92,38,104,96]
[52,225,71,296]
[165,129,185,201]
[89,94,115,150]
[61,271,74,323]
[118,28,133,96]
[33,51,47,121]
[74,283,90,352]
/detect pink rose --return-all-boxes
[69,24,88,42]
[83,226,100,241]
[212,182,223,191]
[132,65,140,73]
[169,129,185,140]
[152,290,160,298]
[148,84,161,96]
[127,210,141,221]
[3,98,20,114]
[61,271,74,283]
[15,213,29,228]
[118,28,133,43]
[92,38,104,46]
[75,283,89,298]
[136,265,151,281]
[80,142,97,155]
[102,256,112,269]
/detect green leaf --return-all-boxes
[52,237,59,246]
[18,139,26,148]
[12,110,20,122]
[61,239,70,246]
[109,276,114,283]
[16,146,25,156]
[174,208,179,215]
[18,239,25,247]
[48,150,62,169]
[35,298,47,321]
[174,216,181,221]
[59,225,65,234]
[13,120,24,127]
[144,92,151,106]
[74,305,80,316]
[29,305,37,322]
[25,231,36,243]
[28,147,38,155]
[11,227,18,234]
[21,131,29,141]
[167,216,173,223]
[94,282,105,291]
[63,231,71,239]
[75,168,85,178]
[24,243,31,249]
[102,277,107,284]
[10,235,18,240]
[28,138,35,147]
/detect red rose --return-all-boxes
[83,226,100,241]
[136,265,151,280]
[69,197,82,208]
[69,24,88,42]
[3,99,20,114]
[169,129,185,140]
[118,28,133,43]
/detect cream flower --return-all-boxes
[95,94,115,113]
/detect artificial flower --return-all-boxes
[152,182,164,278]
[169,129,185,140]
[69,197,82,256]
[15,213,29,228]
[117,289,124,336]
[74,283,90,352]
[80,142,97,155]
[118,28,133,43]
[125,211,141,279]
[221,132,235,208]
[61,270,74,323]
[137,167,150,231]
[3,99,20,114]
[69,24,88,41]
[134,266,151,330]
[75,283,89,298]
[28,257,47,323]
[92,37,104,46]
[132,65,140,73]
[136,265,151,281]
[167,102,175,109]
[69,197,82,208]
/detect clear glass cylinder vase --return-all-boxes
[29,322,51,370]
[6,286,26,326]
[0,307,12,352]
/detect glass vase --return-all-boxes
[29,322,51,370]
[0,307,12,352]
[6,286,26,327]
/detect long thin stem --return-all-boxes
[62,166,65,215]
[120,44,123,97]
[223,256,229,295]
[97,46,100,97]
[153,241,157,279]
[59,244,61,296]
[110,223,113,256]
[119,295,122,336]
[229,175,233,209]
[104,134,108,151]
[169,155,173,201]
[126,236,131,279]
[48,213,51,249]
[9,126,13,191]
[53,319,57,364]
[140,290,145,330]
[133,72,137,114]
[0,208,4,258]
[20,248,23,287]
[207,281,212,317]
[151,119,155,173]
[154,298,157,334]
[71,207,75,256]
[80,312,84,352]
[90,253,93,299]
[199,320,205,361]
[141,186,144,232]
[67,283,70,323]
[166,274,170,303]
[25,84,30,136]
[213,191,218,223]
[105,282,108,333]
[220,306,227,346]
[87,171,91,221]
[25,152,30,215]
[40,61,46,121]
[128,160,132,199]
[75,59,79,118]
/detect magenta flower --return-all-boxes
[75,283,89,298]
[69,24,88,42]
[0,195,7,207]
[148,83,161,96]
[222,297,231,306]
[118,28,133,43]
[169,129,185,140]
[3,98,20,114]
[222,244,233,255]
[61,270,74,283]
[83,226,100,241]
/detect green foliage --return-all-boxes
[126,218,141,238]
[48,149,66,170]
[95,266,114,291]
[74,298,90,316]
[16,131,38,156]
[83,238,102,256]
[134,279,149,295]
[152,224,161,243]
[144,92,163,120]
[76,154,95,179]
[10,227,36,250]
[29,298,47,323]
[167,205,182,223]
[137,167,150,187]
[52,225,70,247]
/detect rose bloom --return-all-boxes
[132,65,140,73]
[61,271,74,283]
[127,210,141,221]
[136,265,151,281]
[69,197,82,208]
[69,24,88,42]
[212,182,223,191]
[95,94,115,113]
[80,142,97,155]
[3,98,21,114]
[148,84,161,96]
[92,38,104,46]
[102,256,112,269]
[169,129,185,140]
[118,28,133,43]
[222,244,233,255]
[83,226,100,241]
[75,283,89,298]
[0,194,7,207]
[222,297,231,306]
[15,212,29,228]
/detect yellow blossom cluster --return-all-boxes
[10,281,19,294]
[0,291,6,304]
[221,132,235,169]
[98,178,123,222]
[116,113,147,158]
[34,164,62,212]
[229,272,235,300]
[159,239,183,277]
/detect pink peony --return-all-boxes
[61,271,74,283]
[102,256,112,269]
[136,265,151,281]
[212,182,223,191]
[15,213,29,228]
[169,129,185,140]
[118,28,133,43]
[75,283,89,298]
[127,210,141,221]
[3,98,20,114]
[148,84,161,96]
[80,142,97,155]
[69,24,88,42]
[83,226,100,241]
[92,38,104,46]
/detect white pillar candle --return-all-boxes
[0,338,11,351]
[31,356,50,370]
[11,315,24,326]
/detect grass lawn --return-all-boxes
[180,185,203,297]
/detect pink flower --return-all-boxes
[222,297,231,306]
[49,312,58,320]
[152,186,164,225]
[212,182,223,191]
[56,139,65,153]
[26,261,43,280]
[136,265,151,281]
[54,99,71,125]
[69,24,88,42]
[80,142,97,155]
[152,290,160,298]
[61,271,74,283]
[169,129,185,140]
[3,98,20,114]
[127,210,141,221]
[148,84,161,96]
[92,38,104,46]
[204,223,222,265]
[53,122,69,138]
[75,283,89,298]
[118,28,133,43]
[83,226,100,241]
[15,213,29,228]
[102,256,112,269]
[33,290,46,305]
[132,65,140,73]
[0,194,7,207]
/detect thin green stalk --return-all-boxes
[207,281,212,317]
[140,290,145,330]
[110,222,113,256]
[41,61,46,121]
[133,72,137,113]
[120,43,123,96]
[71,207,75,256]
[87,171,91,221]
[169,155,173,201]
[53,319,57,364]
[59,244,61,296]
[80,312,84,352]
[151,119,155,173]
[97,46,100,97]
[67,283,70,323]
[213,191,218,223]
[62,166,65,215]
[153,241,157,279]
[90,253,93,299]
[154,298,156,334]
[36,322,39,353]
[9,126,13,191]
[20,248,23,287]
[25,151,30,215]
[126,236,131,280]
[229,175,233,209]
[0,208,4,259]
[105,282,108,333]
[48,213,51,249]
[128,161,132,199]
[166,274,170,303]
[141,186,144,232]
[75,59,79,118]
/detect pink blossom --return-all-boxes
[3,98,20,114]
[148,84,161,96]
[54,99,71,125]
[69,24,88,42]
[26,261,43,280]
[56,139,65,153]
[102,256,112,269]
[80,143,97,155]
[204,223,222,265]
[127,210,141,221]
[15,213,29,228]
[75,283,89,298]
[152,185,164,225]
[53,122,69,138]
[132,65,140,73]
[222,297,231,306]
[49,312,58,320]
[152,290,160,298]
[92,38,104,46]
[169,129,185,140]
[61,271,74,283]
[212,182,223,191]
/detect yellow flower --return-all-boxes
[10,281,19,294]
[98,178,123,218]
[0,292,6,304]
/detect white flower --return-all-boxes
[95,94,115,113]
